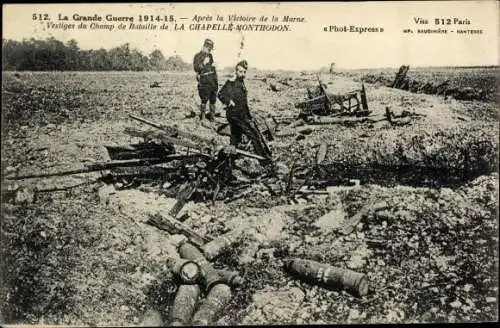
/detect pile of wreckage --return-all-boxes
[6,111,347,213]
[6,108,374,324]
[270,76,426,133]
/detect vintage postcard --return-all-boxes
[1,1,498,326]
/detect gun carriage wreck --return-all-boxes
[271,76,427,132]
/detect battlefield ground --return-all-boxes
[1,66,499,325]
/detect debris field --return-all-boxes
[1,67,498,325]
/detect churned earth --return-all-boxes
[1,69,498,325]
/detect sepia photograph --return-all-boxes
[1,1,498,326]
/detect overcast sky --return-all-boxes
[3,2,498,70]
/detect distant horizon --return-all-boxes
[4,35,499,72]
[3,65,499,73]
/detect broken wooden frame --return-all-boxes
[270,81,373,133]
[295,81,370,118]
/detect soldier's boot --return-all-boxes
[199,104,207,121]
[207,103,216,122]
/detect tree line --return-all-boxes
[2,38,191,71]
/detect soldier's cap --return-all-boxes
[203,39,214,49]
[236,60,248,70]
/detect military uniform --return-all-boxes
[193,39,218,120]
[218,61,272,162]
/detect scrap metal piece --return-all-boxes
[220,145,266,161]
[247,118,273,162]
[168,176,201,218]
[360,83,368,110]
[147,214,211,248]
[5,156,191,180]
[129,113,206,152]
[105,142,173,160]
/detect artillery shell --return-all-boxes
[179,242,210,267]
[202,266,224,292]
[167,258,201,284]
[201,230,241,261]
[169,284,201,325]
[192,283,232,325]
[201,236,232,261]
[216,269,244,287]
[286,258,369,297]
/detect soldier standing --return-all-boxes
[193,39,218,121]
[217,60,272,164]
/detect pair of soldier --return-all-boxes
[193,39,272,163]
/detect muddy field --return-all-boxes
[1,68,499,325]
